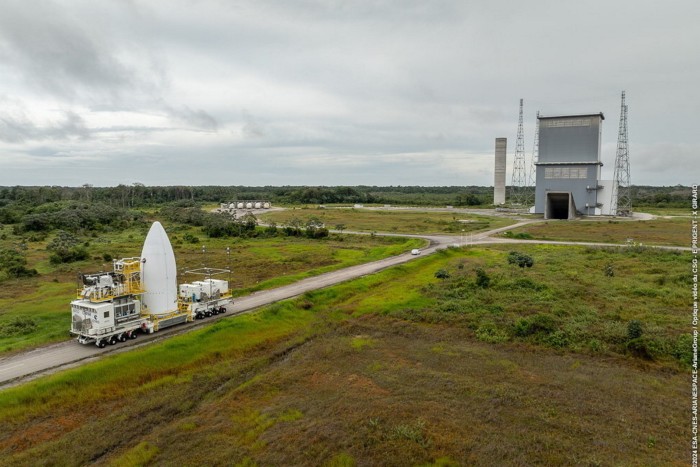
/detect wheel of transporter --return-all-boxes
[220,307,226,313]
[97,340,106,348]
[130,330,138,339]
[119,333,127,342]
[109,335,118,345]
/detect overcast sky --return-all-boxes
[0,0,697,187]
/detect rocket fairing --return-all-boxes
[140,221,178,316]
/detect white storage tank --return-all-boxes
[263,202,270,209]
[246,202,253,209]
[237,202,244,209]
[254,202,262,209]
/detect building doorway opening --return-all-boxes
[545,192,572,220]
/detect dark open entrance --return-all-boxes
[545,192,572,220]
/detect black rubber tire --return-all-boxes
[97,340,106,348]
[220,307,226,313]
[109,336,118,345]
[130,331,138,339]
[119,333,127,342]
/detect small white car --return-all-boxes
[411,249,421,255]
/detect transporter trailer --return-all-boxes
[70,258,233,348]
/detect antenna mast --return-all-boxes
[527,111,540,195]
[510,99,528,206]
[612,91,632,216]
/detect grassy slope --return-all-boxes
[506,217,690,247]
[259,208,515,234]
[0,223,423,355]
[0,246,689,466]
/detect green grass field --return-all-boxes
[505,217,690,246]
[0,245,689,465]
[259,207,516,234]
[0,222,423,355]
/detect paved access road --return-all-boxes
[0,218,687,388]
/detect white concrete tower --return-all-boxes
[494,137,507,205]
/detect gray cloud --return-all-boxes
[0,0,697,187]
[0,109,89,143]
[166,106,219,131]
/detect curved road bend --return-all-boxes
[0,229,459,388]
[0,218,686,388]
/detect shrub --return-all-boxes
[514,313,557,337]
[475,268,490,288]
[476,323,509,343]
[604,263,614,277]
[626,336,664,360]
[434,269,450,279]
[49,247,89,264]
[627,320,643,340]
[508,251,534,268]
[673,334,693,366]
[183,233,200,244]
[0,316,37,337]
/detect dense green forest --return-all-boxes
[0,184,691,213]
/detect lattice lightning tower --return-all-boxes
[527,111,540,200]
[509,98,528,206]
[612,91,632,216]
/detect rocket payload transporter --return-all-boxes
[141,221,178,316]
[70,222,233,347]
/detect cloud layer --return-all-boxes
[0,0,697,187]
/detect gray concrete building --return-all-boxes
[534,113,615,219]
[494,137,507,205]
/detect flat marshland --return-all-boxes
[506,216,689,246]
[259,207,516,234]
[0,245,689,465]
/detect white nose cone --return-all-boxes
[141,221,178,316]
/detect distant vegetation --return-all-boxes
[0,184,690,211]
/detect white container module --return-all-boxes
[179,283,203,301]
[208,279,229,295]
[193,279,229,298]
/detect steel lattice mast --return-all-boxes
[526,110,540,203]
[612,91,632,216]
[509,98,528,206]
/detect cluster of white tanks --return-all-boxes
[220,201,271,210]
[70,222,233,347]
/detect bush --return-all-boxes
[49,247,89,264]
[0,248,38,278]
[514,313,557,337]
[434,269,450,280]
[0,316,37,337]
[627,320,643,340]
[475,268,490,288]
[183,233,200,244]
[626,336,664,360]
[507,251,534,268]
